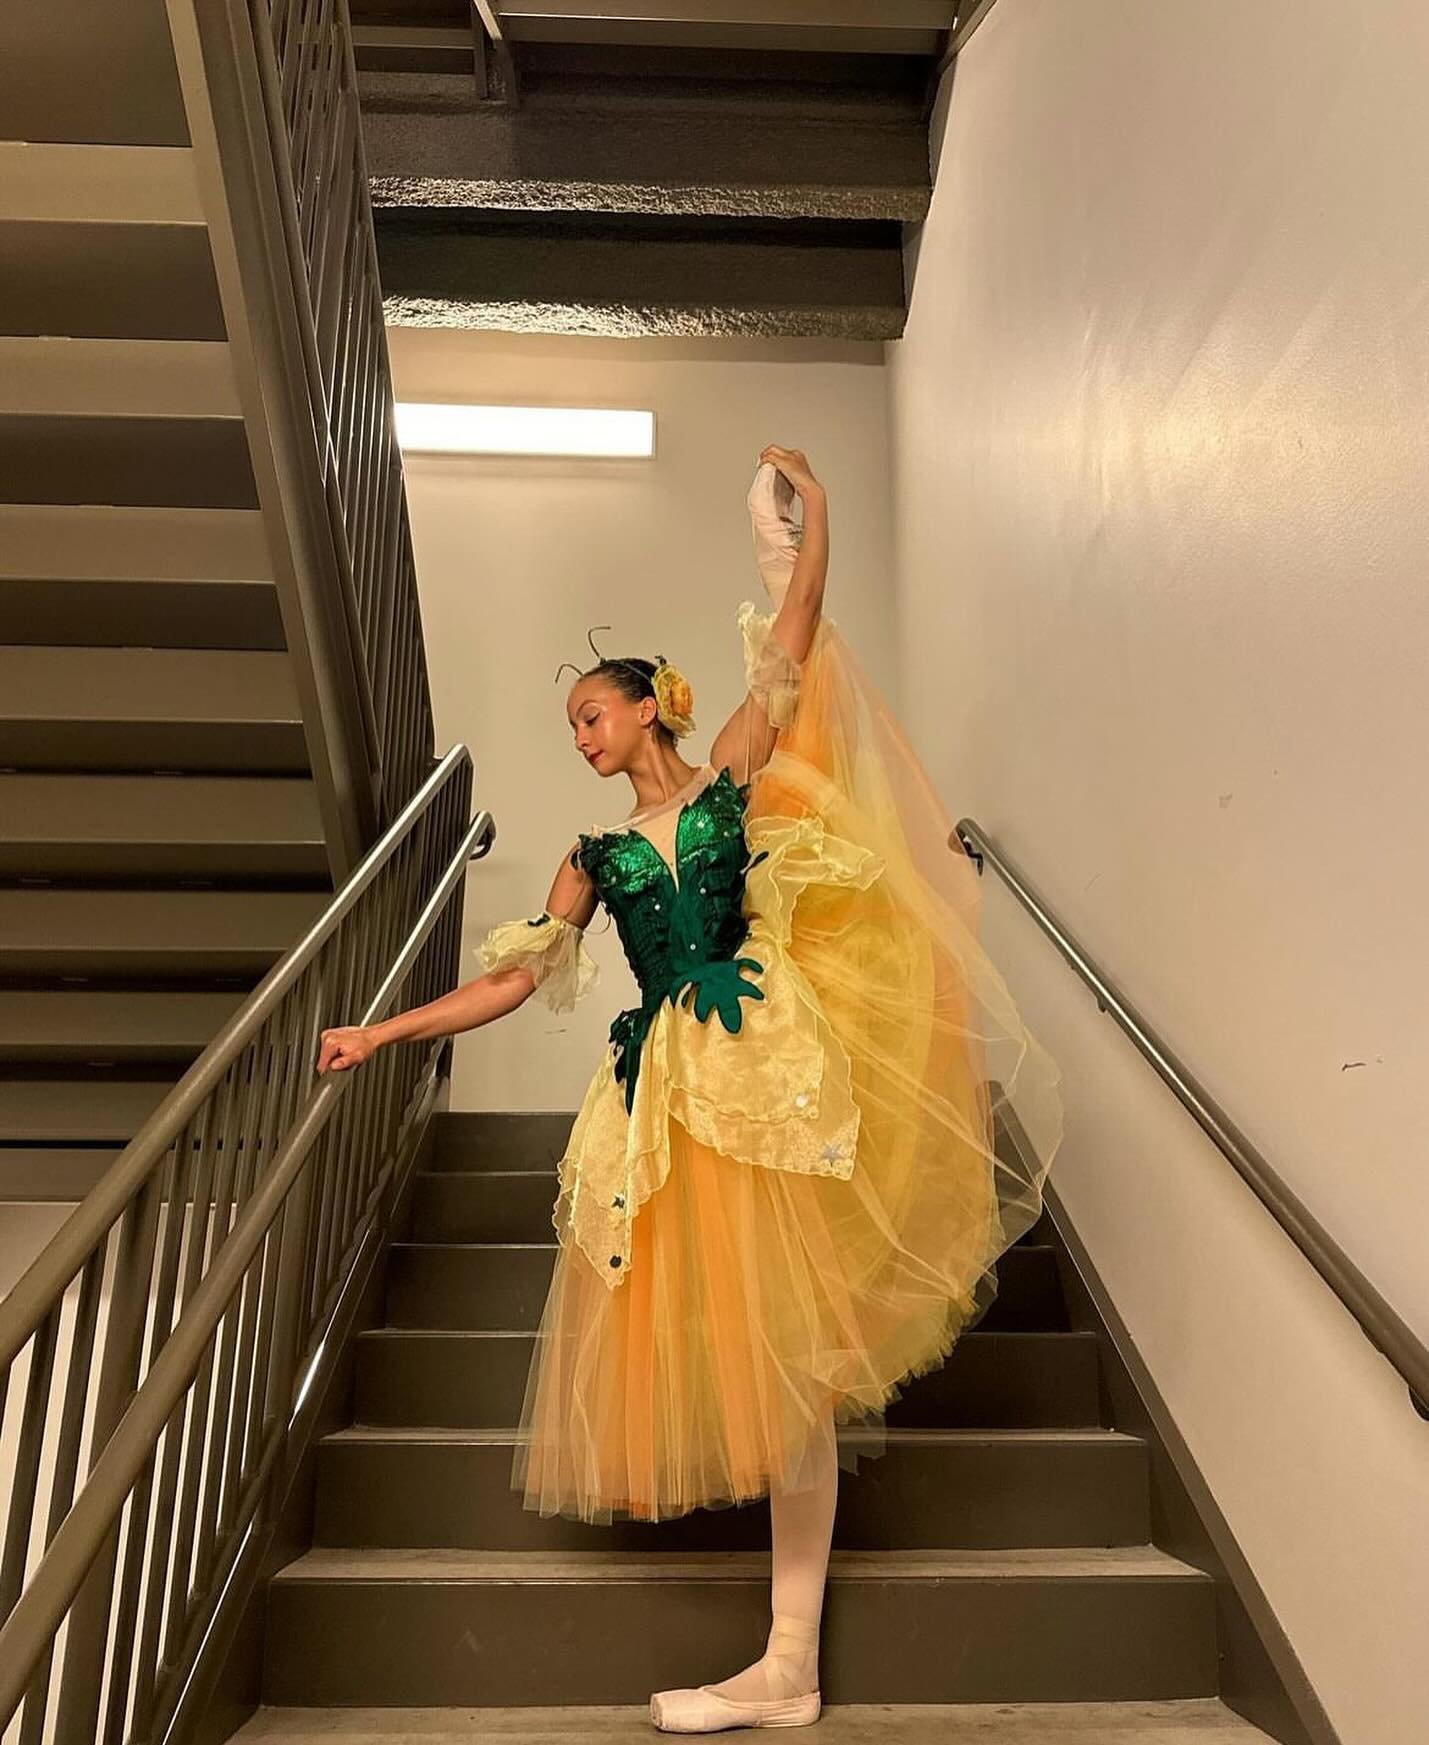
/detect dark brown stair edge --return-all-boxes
[274,1543,1211,1584]
[232,1697,1277,1742]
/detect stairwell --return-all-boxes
[231,1110,1280,1741]
[0,14,334,1205]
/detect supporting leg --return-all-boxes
[650,1402,837,1730]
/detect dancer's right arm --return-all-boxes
[316,842,599,1072]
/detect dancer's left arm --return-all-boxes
[710,446,827,784]
[761,446,828,665]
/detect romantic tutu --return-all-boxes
[479,463,1064,1524]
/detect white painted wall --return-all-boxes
[887,5,1428,1742]
[386,329,897,1113]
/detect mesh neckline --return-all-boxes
[619,761,715,827]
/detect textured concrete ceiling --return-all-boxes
[352,3,961,337]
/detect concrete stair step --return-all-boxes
[0,336,255,509]
[0,3,189,149]
[0,887,326,978]
[0,1075,177,1143]
[0,988,245,1065]
[361,95,930,224]
[384,1237,1068,1333]
[468,5,950,56]
[0,339,255,514]
[316,1424,1149,1553]
[0,141,224,341]
[0,504,282,650]
[263,1545,1219,1706]
[429,1111,582,1173]
[353,1328,1102,1431]
[0,772,327,880]
[0,645,305,773]
[374,210,906,341]
[233,1698,1278,1743]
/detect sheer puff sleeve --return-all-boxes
[477,910,599,1014]
[737,599,802,729]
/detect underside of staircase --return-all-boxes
[222,1111,1290,1744]
[350,0,949,338]
[0,7,335,1203]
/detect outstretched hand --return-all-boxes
[317,1025,377,1074]
[759,445,823,501]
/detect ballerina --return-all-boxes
[318,444,1064,1732]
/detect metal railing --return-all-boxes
[170,0,436,879]
[955,817,1429,1421]
[257,0,435,819]
[0,748,492,1744]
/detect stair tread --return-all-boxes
[0,503,271,583]
[0,337,240,418]
[324,1423,1143,1448]
[0,141,204,224]
[0,646,300,724]
[0,888,325,951]
[276,1544,1212,1585]
[233,1698,1275,1742]
[0,1077,176,1141]
[0,988,244,1046]
[0,772,322,841]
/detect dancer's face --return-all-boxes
[567,677,654,777]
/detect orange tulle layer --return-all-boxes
[510,607,1064,1525]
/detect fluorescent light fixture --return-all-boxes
[394,402,655,457]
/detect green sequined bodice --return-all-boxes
[574,765,768,1112]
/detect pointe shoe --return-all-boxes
[648,1686,821,1732]
[650,1614,822,1732]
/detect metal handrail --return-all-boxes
[0,747,493,1742]
[955,818,1429,1420]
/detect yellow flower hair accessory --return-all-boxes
[651,653,696,739]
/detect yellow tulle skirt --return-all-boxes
[510,613,1064,1524]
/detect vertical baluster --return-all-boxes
[100,1139,188,1743]
[168,1067,239,1626]
[0,1308,60,1625]
[56,1168,162,1744]
[191,1054,259,1591]
[224,1025,291,1511]
[17,1251,104,1745]
[132,1106,218,1722]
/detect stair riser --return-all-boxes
[430,1113,580,1173]
[0,222,224,342]
[264,1572,1217,1705]
[0,843,328,882]
[385,1241,1068,1334]
[0,415,257,509]
[354,1332,1102,1431]
[409,1173,560,1243]
[0,580,285,650]
[0,721,306,775]
[315,1434,1150,1552]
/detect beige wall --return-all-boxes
[386,330,895,1113]
[888,4,1428,1741]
